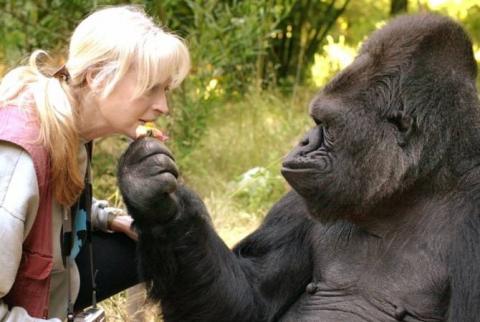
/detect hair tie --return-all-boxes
[52,65,71,82]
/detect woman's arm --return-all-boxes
[0,141,60,321]
[91,198,137,240]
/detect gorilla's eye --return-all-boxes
[387,113,412,133]
[312,117,322,126]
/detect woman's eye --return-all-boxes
[145,84,170,96]
[145,85,160,96]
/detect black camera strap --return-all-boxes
[64,141,96,322]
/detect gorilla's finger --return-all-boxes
[122,137,175,167]
[133,153,179,178]
[150,153,179,178]
[138,138,174,159]
[154,172,177,194]
[142,138,174,159]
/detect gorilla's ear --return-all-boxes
[387,111,414,147]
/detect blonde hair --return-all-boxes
[0,6,190,206]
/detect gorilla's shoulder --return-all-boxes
[262,190,313,226]
[232,191,315,254]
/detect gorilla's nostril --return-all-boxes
[298,127,323,153]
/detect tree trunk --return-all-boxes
[390,0,408,16]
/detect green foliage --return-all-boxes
[338,0,390,44]
[176,88,313,218]
[147,0,286,92]
[268,0,351,87]
[311,35,356,87]
[0,0,121,65]
[146,0,349,90]
[231,166,285,215]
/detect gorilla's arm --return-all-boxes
[447,213,480,321]
[119,139,313,322]
[137,189,312,322]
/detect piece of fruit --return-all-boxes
[135,122,169,141]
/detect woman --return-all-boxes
[0,5,190,321]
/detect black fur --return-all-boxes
[118,13,480,321]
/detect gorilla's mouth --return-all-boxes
[280,163,322,199]
[281,126,332,196]
[281,165,318,175]
[282,125,331,173]
[282,156,328,171]
[281,157,331,185]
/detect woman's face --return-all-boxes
[95,69,170,139]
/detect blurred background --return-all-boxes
[1,0,479,320]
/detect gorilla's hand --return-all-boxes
[118,137,179,224]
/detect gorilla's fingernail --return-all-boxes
[305,282,318,294]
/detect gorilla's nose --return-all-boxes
[282,126,324,170]
[298,127,323,156]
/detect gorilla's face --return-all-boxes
[282,61,415,222]
[281,14,479,223]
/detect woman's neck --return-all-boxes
[67,85,113,141]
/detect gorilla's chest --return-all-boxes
[281,223,449,322]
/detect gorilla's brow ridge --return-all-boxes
[324,54,373,95]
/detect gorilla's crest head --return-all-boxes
[282,14,480,223]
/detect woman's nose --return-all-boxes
[152,94,169,115]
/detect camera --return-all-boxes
[73,307,106,322]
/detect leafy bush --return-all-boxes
[231,166,285,215]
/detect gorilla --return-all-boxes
[118,13,480,321]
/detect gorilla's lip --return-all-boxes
[280,166,319,175]
[282,159,320,171]
[280,166,321,197]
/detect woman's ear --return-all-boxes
[85,66,102,93]
[85,67,98,92]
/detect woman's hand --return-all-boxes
[109,214,138,240]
